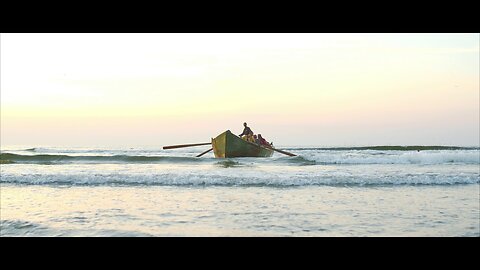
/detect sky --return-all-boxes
[1,33,479,147]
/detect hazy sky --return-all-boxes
[1,33,479,147]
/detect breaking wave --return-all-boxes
[1,150,478,165]
[0,153,204,164]
[1,171,478,186]
[305,151,479,165]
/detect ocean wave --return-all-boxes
[2,151,478,165]
[0,219,153,237]
[1,148,478,165]
[21,147,121,153]
[283,146,479,151]
[0,153,206,164]
[1,171,478,186]
[0,220,52,237]
[20,147,156,154]
[11,146,479,157]
[304,151,479,165]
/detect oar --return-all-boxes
[163,142,211,150]
[196,148,213,157]
[271,148,297,157]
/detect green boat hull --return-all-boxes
[212,130,274,158]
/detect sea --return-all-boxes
[1,145,479,237]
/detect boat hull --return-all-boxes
[212,130,274,158]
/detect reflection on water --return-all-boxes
[1,184,479,236]
[215,159,242,168]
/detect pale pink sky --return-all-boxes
[1,33,479,147]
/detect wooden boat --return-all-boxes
[211,130,274,158]
[162,130,295,158]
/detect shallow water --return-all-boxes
[1,184,478,236]
[1,146,479,236]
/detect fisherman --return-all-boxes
[257,134,268,146]
[253,134,260,144]
[242,134,255,143]
[238,122,253,138]
[248,134,256,143]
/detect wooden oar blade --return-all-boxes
[196,148,213,157]
[272,148,297,157]
[163,142,211,150]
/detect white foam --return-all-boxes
[1,169,478,186]
[302,150,480,165]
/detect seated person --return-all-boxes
[241,133,255,143]
[257,134,269,146]
[253,134,260,144]
[247,134,255,143]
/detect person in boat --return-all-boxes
[257,134,269,146]
[253,134,260,144]
[242,133,255,143]
[238,122,253,138]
